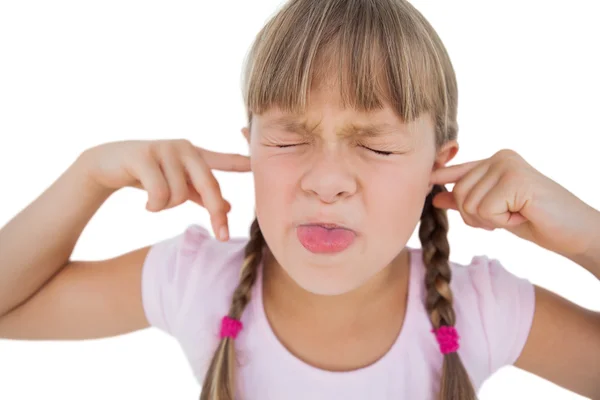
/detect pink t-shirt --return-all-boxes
[141,224,535,399]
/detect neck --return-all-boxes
[262,247,411,323]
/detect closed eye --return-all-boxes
[276,144,394,156]
[361,145,393,156]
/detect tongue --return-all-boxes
[296,225,355,253]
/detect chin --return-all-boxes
[287,265,366,296]
[281,243,373,296]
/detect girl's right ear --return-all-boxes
[241,127,250,143]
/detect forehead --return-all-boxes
[254,98,433,140]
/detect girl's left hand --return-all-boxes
[430,149,600,258]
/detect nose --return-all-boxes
[300,147,358,204]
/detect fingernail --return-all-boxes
[219,226,229,241]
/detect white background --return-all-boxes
[1,1,599,399]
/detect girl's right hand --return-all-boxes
[81,139,251,241]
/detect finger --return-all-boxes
[432,191,496,230]
[159,146,189,209]
[433,192,496,231]
[479,183,527,227]
[431,191,458,210]
[186,180,205,207]
[505,212,527,226]
[430,159,483,185]
[186,183,232,213]
[134,156,171,212]
[196,147,251,172]
[462,169,501,229]
[450,163,489,228]
[182,152,230,240]
[432,189,479,228]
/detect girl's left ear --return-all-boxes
[436,140,459,167]
[429,140,459,190]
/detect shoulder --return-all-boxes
[450,254,535,315]
[409,248,536,379]
[141,224,249,336]
[447,253,600,398]
[450,254,536,373]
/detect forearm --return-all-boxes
[566,209,600,281]
[569,245,600,282]
[0,151,115,317]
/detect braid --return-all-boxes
[419,184,477,400]
[199,218,265,400]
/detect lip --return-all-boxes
[297,220,354,232]
[296,222,357,254]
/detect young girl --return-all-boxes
[0,0,599,399]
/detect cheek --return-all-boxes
[252,153,300,227]
[253,154,299,192]
[366,162,430,231]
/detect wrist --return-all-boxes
[72,150,117,200]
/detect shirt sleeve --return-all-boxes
[466,255,536,375]
[140,224,212,336]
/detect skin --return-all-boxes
[241,83,600,396]
[0,71,596,395]
[241,83,458,370]
[244,86,456,297]
[430,150,600,397]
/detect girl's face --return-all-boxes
[245,85,457,296]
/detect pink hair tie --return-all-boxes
[431,325,459,354]
[220,316,243,339]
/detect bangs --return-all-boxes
[242,0,452,129]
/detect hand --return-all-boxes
[430,149,599,257]
[81,139,251,240]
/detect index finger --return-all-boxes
[430,159,482,185]
[182,153,231,239]
[197,147,251,172]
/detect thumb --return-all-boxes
[431,191,458,210]
[498,212,527,227]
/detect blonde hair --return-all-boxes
[200,1,476,399]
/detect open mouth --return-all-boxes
[296,224,356,254]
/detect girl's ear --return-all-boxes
[241,127,250,143]
[435,140,459,167]
[429,140,459,190]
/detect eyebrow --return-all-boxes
[264,116,404,137]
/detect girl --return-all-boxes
[0,0,599,399]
